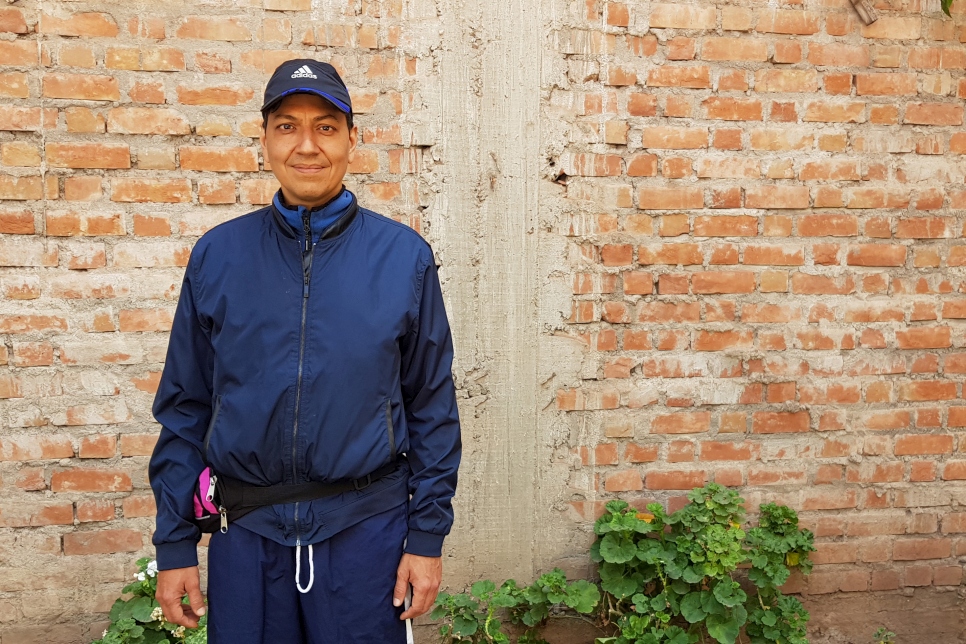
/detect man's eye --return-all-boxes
[278,124,293,131]
[320,125,333,132]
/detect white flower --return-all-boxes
[146,568,156,578]
[147,560,158,573]
[137,572,146,582]
[151,606,164,621]
[172,626,185,638]
[102,630,107,638]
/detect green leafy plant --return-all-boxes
[942,0,955,17]
[92,558,207,644]
[432,484,815,644]
[594,485,814,644]
[873,627,896,644]
[431,570,601,643]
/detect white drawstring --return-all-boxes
[295,543,314,594]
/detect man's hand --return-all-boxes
[393,553,442,620]
[157,566,206,629]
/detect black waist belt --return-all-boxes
[221,461,399,510]
[208,461,401,531]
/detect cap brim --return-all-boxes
[261,88,351,114]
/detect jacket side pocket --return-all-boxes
[203,395,222,462]
[385,398,397,461]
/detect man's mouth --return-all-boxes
[292,165,326,174]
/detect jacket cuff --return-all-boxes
[404,530,445,557]
[155,541,199,571]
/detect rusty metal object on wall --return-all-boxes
[850,0,879,24]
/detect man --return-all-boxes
[148,59,462,643]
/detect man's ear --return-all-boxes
[347,125,358,164]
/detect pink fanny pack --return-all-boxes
[193,467,225,533]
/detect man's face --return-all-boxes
[260,93,357,209]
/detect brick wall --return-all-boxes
[0,1,426,640]
[2,0,966,641]
[554,0,966,611]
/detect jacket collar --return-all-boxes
[270,188,359,243]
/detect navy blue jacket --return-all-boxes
[149,189,461,570]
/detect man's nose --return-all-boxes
[295,130,322,154]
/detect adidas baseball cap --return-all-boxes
[261,59,352,115]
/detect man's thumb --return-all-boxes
[392,571,409,608]
[187,585,206,616]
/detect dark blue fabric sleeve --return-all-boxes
[399,258,461,558]
[148,257,214,571]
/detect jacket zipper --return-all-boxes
[292,210,313,543]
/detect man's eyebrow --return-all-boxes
[271,112,340,122]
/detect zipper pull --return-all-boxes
[302,211,312,253]
[219,506,228,533]
[206,474,217,503]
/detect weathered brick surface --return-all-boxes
[0,1,425,639]
[552,0,966,614]
[1,0,965,639]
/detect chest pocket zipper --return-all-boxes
[203,395,222,461]
[385,399,397,461]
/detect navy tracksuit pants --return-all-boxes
[207,503,408,644]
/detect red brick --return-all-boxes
[43,74,120,101]
[649,4,716,29]
[846,245,906,267]
[0,435,74,461]
[0,7,28,33]
[645,470,707,490]
[112,179,192,203]
[893,538,951,561]
[47,143,130,170]
[563,153,621,177]
[895,434,953,456]
[647,66,711,89]
[76,499,116,522]
[177,84,255,106]
[754,69,819,93]
[692,271,755,294]
[177,16,251,41]
[78,434,117,459]
[699,441,759,461]
[0,503,74,528]
[757,10,821,35]
[628,93,657,117]
[642,126,707,149]
[63,529,142,556]
[702,38,768,62]
[0,41,37,66]
[808,43,870,67]
[752,411,810,434]
[703,97,762,121]
[40,12,118,37]
[694,330,753,351]
[180,146,258,172]
[604,469,643,492]
[861,16,922,40]
[856,73,918,96]
[625,443,658,463]
[651,411,710,435]
[123,495,157,518]
[905,103,964,126]
[106,107,191,135]
[638,187,703,210]
[745,186,810,210]
[896,327,951,349]
[51,469,133,493]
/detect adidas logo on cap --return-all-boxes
[290,65,317,79]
